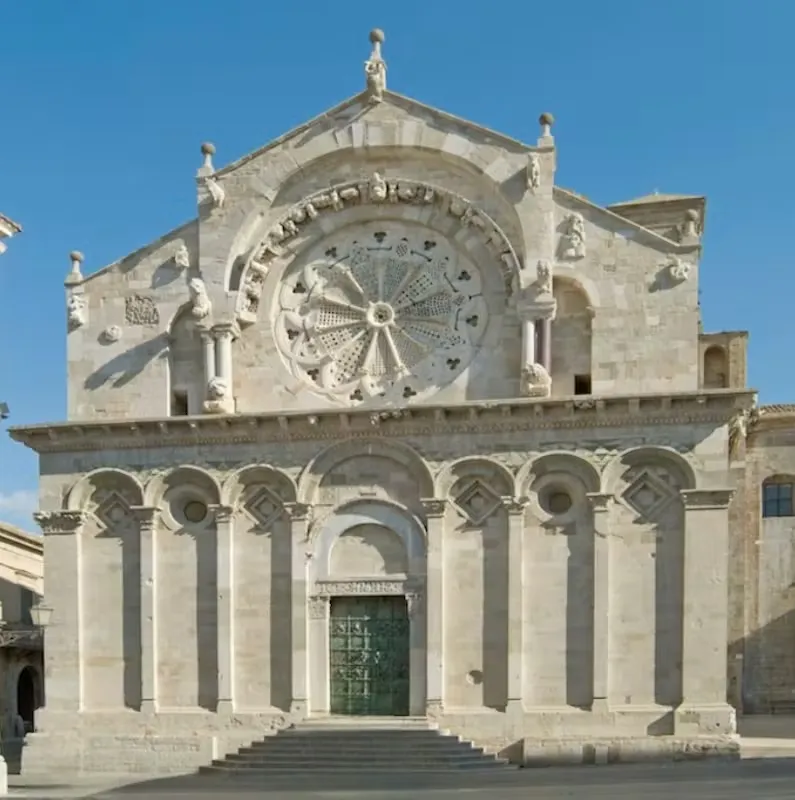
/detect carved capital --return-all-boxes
[420,498,447,518]
[680,488,734,510]
[284,502,311,522]
[129,506,160,530]
[307,595,328,620]
[501,496,528,515]
[405,590,423,618]
[33,510,89,535]
[209,504,235,524]
[212,321,240,340]
[586,492,614,513]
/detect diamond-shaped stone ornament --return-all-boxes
[245,486,285,527]
[453,479,502,525]
[622,470,675,519]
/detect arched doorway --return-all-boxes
[16,666,37,733]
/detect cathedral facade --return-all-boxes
[11,31,769,773]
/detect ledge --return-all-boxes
[8,390,756,455]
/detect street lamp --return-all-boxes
[29,599,53,629]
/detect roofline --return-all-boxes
[0,523,43,555]
[68,217,196,286]
[555,188,695,251]
[608,194,705,208]
[0,213,22,235]
[215,89,534,180]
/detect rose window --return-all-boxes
[273,222,489,405]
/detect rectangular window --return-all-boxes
[574,374,592,395]
[763,483,794,518]
[171,390,189,417]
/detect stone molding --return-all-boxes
[208,504,235,524]
[420,499,447,518]
[679,488,734,510]
[283,502,311,521]
[235,175,522,325]
[313,579,414,596]
[585,492,614,513]
[33,510,90,535]
[10,390,756,454]
[129,506,160,530]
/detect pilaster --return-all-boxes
[586,492,614,711]
[285,502,311,717]
[421,499,447,712]
[210,504,235,713]
[32,511,89,715]
[503,497,528,713]
[676,488,736,736]
[130,506,160,713]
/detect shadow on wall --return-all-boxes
[84,334,169,391]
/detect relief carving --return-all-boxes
[204,177,226,209]
[535,260,552,295]
[100,325,122,344]
[307,596,328,619]
[237,177,521,326]
[315,580,406,596]
[521,362,552,398]
[189,278,212,319]
[560,212,586,259]
[174,244,190,270]
[203,377,232,415]
[67,294,87,329]
[665,255,693,283]
[527,153,541,191]
[125,295,160,326]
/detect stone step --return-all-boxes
[224,751,497,766]
[293,717,432,729]
[200,762,512,775]
[240,743,484,757]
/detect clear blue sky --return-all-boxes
[0,0,792,531]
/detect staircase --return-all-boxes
[200,718,516,776]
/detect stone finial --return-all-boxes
[539,112,555,139]
[66,250,84,284]
[365,28,387,103]
[200,142,216,172]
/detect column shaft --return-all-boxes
[131,507,159,712]
[505,499,527,708]
[287,503,311,715]
[521,319,536,366]
[586,493,613,710]
[201,331,216,383]
[541,318,552,371]
[422,500,447,712]
[213,505,235,712]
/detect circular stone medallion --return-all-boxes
[274,222,489,405]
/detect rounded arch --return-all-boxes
[434,456,515,499]
[552,267,600,310]
[66,468,144,511]
[601,446,697,493]
[308,499,427,583]
[516,451,601,497]
[221,464,297,508]
[144,465,222,507]
[298,438,434,503]
[16,665,41,731]
[703,345,729,389]
[166,302,196,335]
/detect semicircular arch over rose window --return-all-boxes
[272,220,492,406]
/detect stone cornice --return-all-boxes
[752,404,795,433]
[9,390,756,456]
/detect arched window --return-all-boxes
[762,476,795,518]
[703,346,729,389]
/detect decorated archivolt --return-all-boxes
[234,173,522,328]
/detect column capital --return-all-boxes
[420,498,447,518]
[307,595,328,620]
[516,296,557,322]
[284,501,311,521]
[33,510,90,535]
[129,506,160,529]
[586,492,614,513]
[680,488,734,510]
[501,496,529,515]
[212,321,240,340]
[209,504,235,524]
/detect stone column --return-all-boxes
[200,328,216,384]
[130,506,160,712]
[213,323,236,384]
[676,488,736,735]
[32,511,89,716]
[521,319,537,367]
[421,499,447,714]
[586,493,614,712]
[504,497,527,713]
[211,504,235,713]
[540,318,552,372]
[286,502,311,717]
[307,595,330,714]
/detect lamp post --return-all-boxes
[29,598,53,630]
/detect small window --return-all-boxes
[574,374,592,395]
[171,390,189,417]
[763,482,794,518]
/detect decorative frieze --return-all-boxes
[9,389,757,454]
[314,580,408,596]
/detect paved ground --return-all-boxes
[8,759,795,799]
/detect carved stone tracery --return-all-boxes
[273,221,489,406]
[235,177,522,328]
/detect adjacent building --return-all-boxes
[7,30,794,774]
